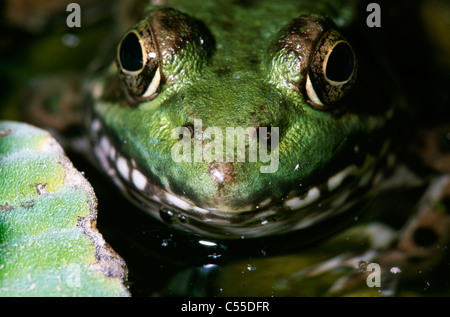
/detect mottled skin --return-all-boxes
[86,0,393,237]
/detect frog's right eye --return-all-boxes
[117,24,161,103]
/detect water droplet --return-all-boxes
[247,264,256,271]
[379,289,394,296]
[358,261,368,271]
[161,239,170,247]
[159,207,189,224]
[159,207,180,224]
[203,264,217,269]
[179,214,189,223]
[62,33,79,47]
[390,267,401,274]
[199,240,217,247]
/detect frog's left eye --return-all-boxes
[271,15,357,110]
[306,30,357,109]
[116,22,161,103]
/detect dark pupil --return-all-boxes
[325,42,354,82]
[120,32,143,72]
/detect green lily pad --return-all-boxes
[0,121,130,296]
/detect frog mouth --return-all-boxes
[90,117,389,238]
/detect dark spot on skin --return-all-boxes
[19,200,34,209]
[257,125,278,153]
[249,57,260,65]
[0,203,13,212]
[181,123,195,139]
[35,183,48,195]
[214,67,232,77]
[413,227,439,247]
[232,0,259,8]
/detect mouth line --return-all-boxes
[90,117,384,237]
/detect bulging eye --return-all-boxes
[116,22,161,103]
[270,15,357,111]
[306,29,357,109]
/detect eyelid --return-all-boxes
[268,15,357,110]
[142,68,161,97]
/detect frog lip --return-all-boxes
[90,117,385,237]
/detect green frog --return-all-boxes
[85,0,392,239]
[5,0,450,296]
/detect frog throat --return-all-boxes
[89,115,388,239]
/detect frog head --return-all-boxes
[87,3,394,238]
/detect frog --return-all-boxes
[85,0,394,240]
[2,0,450,296]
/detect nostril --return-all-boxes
[181,123,195,140]
[257,125,279,153]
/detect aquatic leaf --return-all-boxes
[0,121,130,296]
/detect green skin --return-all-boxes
[87,0,392,237]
